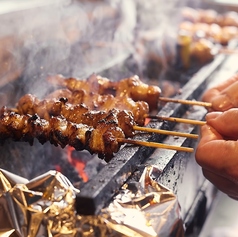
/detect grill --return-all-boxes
[75,54,222,215]
[1,0,238,236]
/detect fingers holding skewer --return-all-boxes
[158,74,238,112]
[201,74,238,112]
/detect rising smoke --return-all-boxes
[1,0,200,101]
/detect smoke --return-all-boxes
[5,0,137,99]
[1,0,202,101]
[132,0,194,79]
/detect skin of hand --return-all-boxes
[195,108,238,199]
[202,73,238,111]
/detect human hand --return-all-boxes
[195,108,238,199]
[202,73,238,111]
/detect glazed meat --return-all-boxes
[16,94,136,137]
[47,73,161,111]
[0,107,126,161]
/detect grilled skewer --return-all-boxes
[47,73,212,109]
[2,74,202,161]
[0,107,124,161]
[17,92,148,127]
[47,73,161,111]
[0,107,194,162]
[16,94,136,137]
[14,94,198,139]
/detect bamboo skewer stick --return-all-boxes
[117,138,194,153]
[159,97,212,108]
[145,115,206,126]
[133,125,198,139]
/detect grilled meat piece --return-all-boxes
[47,73,161,111]
[0,107,125,161]
[16,94,137,137]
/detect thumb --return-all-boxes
[206,109,238,139]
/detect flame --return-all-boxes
[54,164,62,173]
[67,146,89,182]
[144,117,151,126]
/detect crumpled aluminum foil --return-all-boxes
[0,165,184,237]
[78,165,185,237]
[0,169,79,237]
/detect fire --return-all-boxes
[67,146,89,182]
[54,164,62,173]
[144,117,151,126]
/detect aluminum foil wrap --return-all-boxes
[0,165,184,237]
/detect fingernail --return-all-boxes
[212,95,233,111]
[205,111,222,120]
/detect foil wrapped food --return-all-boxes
[0,165,184,237]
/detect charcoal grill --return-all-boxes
[1,1,238,236]
[74,50,238,237]
[75,52,225,216]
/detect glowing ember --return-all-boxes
[67,146,89,182]
[144,117,151,126]
[54,164,62,173]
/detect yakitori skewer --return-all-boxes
[145,115,206,126]
[48,74,214,113]
[159,97,212,108]
[0,108,194,163]
[117,138,194,153]
[14,94,198,140]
